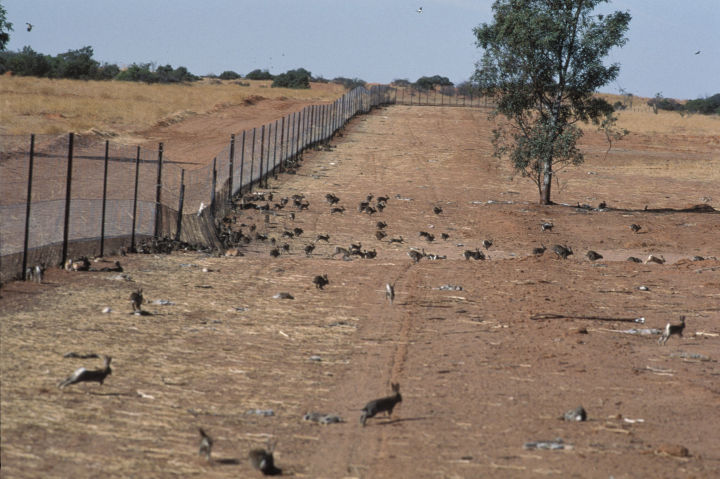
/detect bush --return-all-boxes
[115,62,198,83]
[332,76,366,90]
[219,70,240,80]
[685,94,720,115]
[54,46,99,79]
[245,69,274,80]
[391,78,411,87]
[272,68,311,89]
[414,75,453,90]
[0,46,53,76]
[647,96,683,112]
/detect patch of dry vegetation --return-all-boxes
[0,76,345,136]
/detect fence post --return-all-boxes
[228,133,235,202]
[130,146,141,252]
[278,116,285,174]
[175,169,185,241]
[211,157,217,213]
[154,143,164,238]
[99,140,109,257]
[289,112,296,167]
[21,134,35,280]
[249,128,256,191]
[272,119,279,179]
[61,132,74,267]
[259,125,265,189]
[239,130,246,195]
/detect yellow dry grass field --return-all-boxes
[0,76,346,137]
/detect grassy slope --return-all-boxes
[0,76,346,136]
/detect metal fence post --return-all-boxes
[258,125,265,188]
[239,130,246,195]
[21,134,35,280]
[61,132,74,267]
[154,142,164,238]
[272,119,279,179]
[228,133,235,201]
[175,169,185,241]
[278,116,285,174]
[211,157,217,213]
[130,146,141,252]
[99,140,109,257]
[249,128,256,191]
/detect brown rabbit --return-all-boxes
[360,383,402,426]
[129,288,144,312]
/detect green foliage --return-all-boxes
[54,46,99,79]
[0,46,52,76]
[648,92,720,116]
[218,70,241,80]
[474,0,631,204]
[647,94,683,112]
[332,76,366,90]
[414,75,453,90]
[114,63,198,83]
[245,69,274,80]
[0,2,11,51]
[685,94,720,115]
[271,68,311,89]
[391,78,411,87]
[0,43,197,83]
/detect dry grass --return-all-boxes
[0,76,346,136]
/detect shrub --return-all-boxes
[54,46,99,79]
[414,75,453,90]
[332,76,366,90]
[245,69,274,80]
[219,70,240,80]
[272,68,311,89]
[685,94,720,115]
[391,78,411,87]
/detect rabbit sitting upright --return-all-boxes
[360,382,402,427]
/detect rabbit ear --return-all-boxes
[391,383,400,392]
[267,439,277,453]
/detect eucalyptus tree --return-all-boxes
[474,0,631,204]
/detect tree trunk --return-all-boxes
[540,158,553,205]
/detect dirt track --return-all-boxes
[1,105,720,478]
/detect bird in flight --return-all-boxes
[417,7,423,14]
[26,23,33,32]
[694,50,701,55]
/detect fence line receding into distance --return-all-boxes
[0,85,489,282]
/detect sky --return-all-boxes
[3,0,719,99]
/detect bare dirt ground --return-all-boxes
[2,105,720,479]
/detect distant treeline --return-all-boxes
[646,93,720,116]
[0,46,198,83]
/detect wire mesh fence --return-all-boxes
[1,85,487,282]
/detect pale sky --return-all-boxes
[3,0,719,99]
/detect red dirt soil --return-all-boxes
[1,105,719,478]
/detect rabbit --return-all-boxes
[249,441,282,476]
[385,283,395,305]
[658,316,686,345]
[360,382,402,427]
[129,288,144,312]
[58,355,112,388]
[313,274,329,289]
[198,427,213,461]
[551,244,573,259]
[532,244,547,255]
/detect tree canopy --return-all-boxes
[474,0,631,204]
[0,2,12,51]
